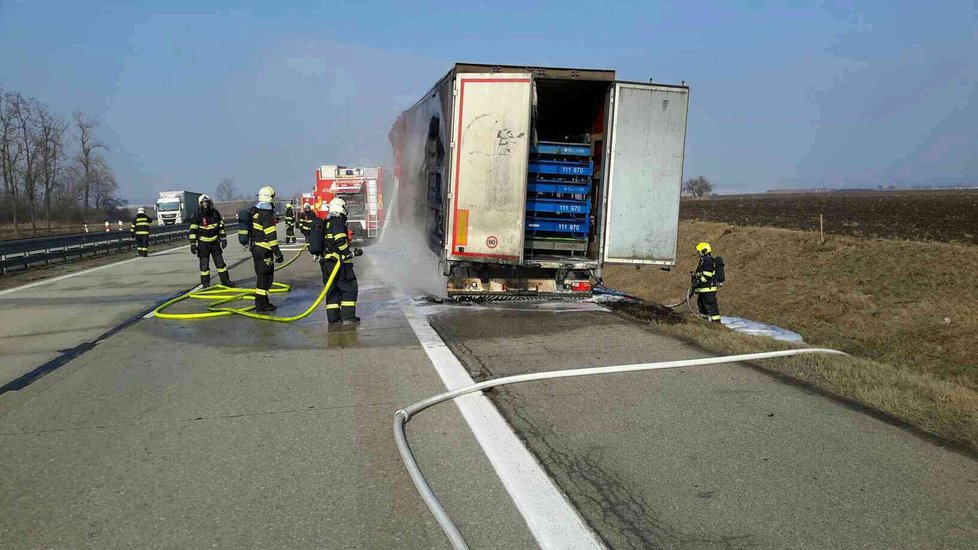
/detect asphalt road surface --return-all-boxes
[1,230,975,549]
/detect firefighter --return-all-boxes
[129,207,153,257]
[284,200,297,244]
[189,195,233,287]
[250,185,285,312]
[309,197,361,324]
[693,242,721,322]
[298,203,316,241]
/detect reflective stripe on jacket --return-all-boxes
[249,207,281,253]
[189,209,227,243]
[130,213,152,235]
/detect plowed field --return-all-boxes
[681,191,977,245]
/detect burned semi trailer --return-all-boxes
[389,63,689,297]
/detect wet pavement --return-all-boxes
[0,240,536,549]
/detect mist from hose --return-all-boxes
[369,175,447,297]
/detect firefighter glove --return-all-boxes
[353,247,364,257]
[275,252,284,264]
[220,239,227,249]
[190,243,198,255]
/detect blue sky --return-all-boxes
[1,0,975,202]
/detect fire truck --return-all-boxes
[312,165,384,242]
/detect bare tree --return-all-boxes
[683,176,714,198]
[0,91,25,233]
[74,112,104,210]
[215,177,239,201]
[11,94,41,230]
[89,157,119,211]
[36,104,69,229]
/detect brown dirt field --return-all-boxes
[603,220,978,450]
[681,191,978,245]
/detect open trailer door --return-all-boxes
[446,72,532,264]
[601,82,689,265]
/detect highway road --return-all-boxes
[1,228,976,548]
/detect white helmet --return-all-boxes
[198,194,211,206]
[137,207,145,214]
[257,185,276,203]
[328,197,346,216]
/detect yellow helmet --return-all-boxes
[696,242,712,255]
[257,185,276,203]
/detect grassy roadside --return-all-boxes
[657,321,978,453]
[604,220,978,453]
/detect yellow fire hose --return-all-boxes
[153,245,342,322]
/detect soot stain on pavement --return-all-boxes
[604,300,684,324]
[494,388,752,549]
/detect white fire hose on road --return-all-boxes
[394,347,848,549]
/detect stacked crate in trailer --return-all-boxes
[525,142,593,256]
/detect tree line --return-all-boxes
[0,88,126,235]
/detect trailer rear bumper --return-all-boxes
[447,276,592,296]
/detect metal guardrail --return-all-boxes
[0,222,238,275]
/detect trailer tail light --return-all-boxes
[570,282,592,292]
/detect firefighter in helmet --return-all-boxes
[250,185,284,311]
[130,207,153,257]
[309,196,361,324]
[284,200,297,244]
[189,195,233,287]
[298,202,316,241]
[693,242,721,322]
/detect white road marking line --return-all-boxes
[0,245,192,297]
[400,298,604,549]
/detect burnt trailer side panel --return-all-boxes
[389,74,454,255]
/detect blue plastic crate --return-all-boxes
[526,216,591,235]
[527,160,593,177]
[525,198,591,215]
[526,180,590,195]
[530,142,592,157]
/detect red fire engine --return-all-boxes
[312,165,384,242]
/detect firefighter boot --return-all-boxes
[255,291,276,312]
[340,301,360,324]
[218,268,233,287]
[200,272,211,287]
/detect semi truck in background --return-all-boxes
[155,190,202,225]
[311,165,384,242]
[389,63,689,297]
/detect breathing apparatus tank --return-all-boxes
[237,209,252,246]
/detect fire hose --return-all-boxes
[664,283,696,314]
[394,347,849,549]
[153,245,343,322]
